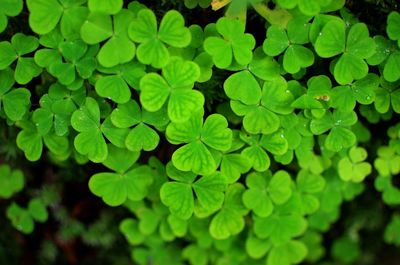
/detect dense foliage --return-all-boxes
[0,0,400,264]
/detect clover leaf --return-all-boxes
[276,0,338,16]
[254,197,307,245]
[0,164,24,199]
[111,99,169,152]
[267,240,307,265]
[0,68,31,121]
[128,9,191,68]
[0,33,42,84]
[374,78,400,114]
[89,165,154,207]
[315,20,376,84]
[95,61,145,103]
[140,57,203,122]
[7,199,48,234]
[0,0,23,33]
[166,111,232,175]
[330,74,378,112]
[225,75,294,134]
[160,162,227,220]
[209,183,249,239]
[243,170,293,217]
[88,0,123,15]
[240,133,271,172]
[310,110,358,152]
[81,9,136,68]
[296,170,326,215]
[387,11,400,47]
[27,0,88,39]
[263,18,314,74]
[204,17,255,68]
[338,146,372,182]
[384,215,400,246]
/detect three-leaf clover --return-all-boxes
[166,111,232,175]
[128,9,191,68]
[225,74,294,134]
[27,0,88,39]
[81,9,136,67]
[110,99,169,152]
[310,110,358,152]
[263,18,314,74]
[315,20,376,84]
[160,162,227,220]
[0,33,42,84]
[209,183,249,239]
[204,17,255,68]
[140,57,204,123]
[89,147,154,206]
[374,78,400,114]
[0,0,23,33]
[338,146,372,182]
[0,164,24,199]
[243,170,293,217]
[6,199,48,234]
[0,67,31,121]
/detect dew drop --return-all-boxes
[366,96,371,101]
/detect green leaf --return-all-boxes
[88,0,123,15]
[158,10,191,47]
[267,240,307,265]
[125,123,160,152]
[209,183,248,239]
[263,25,289,56]
[95,75,131,104]
[7,203,34,234]
[140,57,202,122]
[14,57,42,84]
[315,20,345,58]
[243,172,274,217]
[204,17,255,68]
[80,13,113,44]
[71,97,108,163]
[2,88,31,121]
[102,144,139,173]
[89,166,154,206]
[27,0,63,35]
[28,198,48,222]
[334,53,369,85]
[11,33,39,56]
[220,153,251,184]
[268,170,293,204]
[16,126,43,161]
[0,41,17,69]
[172,141,217,175]
[0,165,24,199]
[224,70,261,105]
[201,114,232,151]
[387,11,400,44]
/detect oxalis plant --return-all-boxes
[0,0,400,264]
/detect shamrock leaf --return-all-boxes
[0,33,42,84]
[254,198,307,245]
[88,0,123,15]
[276,0,339,16]
[263,18,314,74]
[338,146,372,182]
[160,163,227,220]
[0,164,24,199]
[225,75,293,134]
[387,11,400,47]
[102,144,140,174]
[81,10,136,68]
[166,112,232,175]
[240,133,271,172]
[315,20,376,84]
[243,170,293,217]
[89,165,154,207]
[209,183,249,239]
[71,95,131,153]
[27,0,88,39]
[95,61,146,103]
[111,99,169,151]
[140,57,203,122]
[128,9,191,68]
[267,240,308,265]
[204,17,255,68]
[7,199,48,234]
[296,170,326,215]
[0,68,31,121]
[374,78,400,114]
[220,153,251,184]
[310,110,358,152]
[384,215,400,246]
[0,0,23,33]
